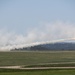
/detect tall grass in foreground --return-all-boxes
[0,69,75,75]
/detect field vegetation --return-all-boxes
[0,51,75,75]
[0,69,75,75]
[0,51,75,66]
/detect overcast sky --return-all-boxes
[0,0,75,50]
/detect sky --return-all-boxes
[0,0,75,50]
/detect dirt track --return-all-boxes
[0,66,21,69]
[1,62,75,70]
[0,66,75,70]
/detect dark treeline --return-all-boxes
[12,42,75,51]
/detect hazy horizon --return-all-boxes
[0,0,75,50]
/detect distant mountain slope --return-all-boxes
[12,42,75,51]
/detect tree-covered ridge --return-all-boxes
[12,42,75,51]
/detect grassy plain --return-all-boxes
[0,69,75,75]
[0,51,75,75]
[0,51,75,66]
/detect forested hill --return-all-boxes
[12,42,75,51]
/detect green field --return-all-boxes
[0,69,75,75]
[0,51,75,75]
[0,51,75,66]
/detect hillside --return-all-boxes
[12,42,75,51]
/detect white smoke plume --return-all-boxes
[0,21,75,51]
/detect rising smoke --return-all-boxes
[0,21,75,51]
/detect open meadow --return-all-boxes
[0,51,75,66]
[0,69,75,75]
[0,51,75,75]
